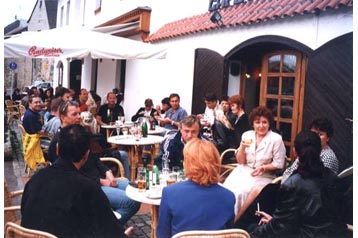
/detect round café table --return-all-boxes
[126,185,161,238]
[107,135,164,181]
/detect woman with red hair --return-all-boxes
[156,138,235,238]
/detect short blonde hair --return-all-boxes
[183,138,221,186]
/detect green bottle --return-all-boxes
[152,165,160,185]
[141,119,148,137]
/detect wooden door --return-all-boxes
[260,51,306,158]
[191,48,226,115]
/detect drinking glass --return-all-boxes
[137,167,146,192]
[172,166,180,181]
[122,127,128,136]
[166,173,177,186]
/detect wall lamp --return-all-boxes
[210,10,224,27]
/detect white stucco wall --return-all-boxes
[123,8,353,117]
[56,0,352,119]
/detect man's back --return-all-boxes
[21,158,125,238]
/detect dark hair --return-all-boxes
[220,95,229,102]
[228,94,245,110]
[50,97,63,112]
[161,97,170,107]
[169,93,180,100]
[54,86,70,98]
[203,93,217,102]
[144,98,153,107]
[295,130,324,178]
[58,125,90,163]
[249,106,274,129]
[309,117,334,138]
[28,94,40,103]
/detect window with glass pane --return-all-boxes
[280,122,292,142]
[283,55,296,73]
[267,77,279,94]
[282,77,295,96]
[268,55,281,72]
[266,98,278,117]
[280,100,293,118]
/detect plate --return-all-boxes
[146,192,162,199]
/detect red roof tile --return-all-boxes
[147,0,353,42]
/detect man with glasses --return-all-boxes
[48,100,139,225]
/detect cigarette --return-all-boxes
[257,202,260,212]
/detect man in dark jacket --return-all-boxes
[155,115,207,170]
[21,125,131,238]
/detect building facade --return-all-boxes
[57,0,353,170]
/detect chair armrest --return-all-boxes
[10,190,23,198]
[4,205,21,212]
[100,157,125,178]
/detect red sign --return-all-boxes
[28,46,64,57]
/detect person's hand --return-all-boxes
[124,226,134,236]
[100,178,111,187]
[251,166,265,176]
[106,170,118,187]
[255,211,272,225]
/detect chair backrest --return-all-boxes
[172,229,250,238]
[18,123,26,136]
[100,157,125,178]
[5,222,58,238]
[4,181,18,226]
[338,166,353,179]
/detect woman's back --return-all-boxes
[157,180,235,237]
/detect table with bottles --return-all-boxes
[107,135,164,181]
[126,166,184,238]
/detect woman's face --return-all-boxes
[253,116,270,136]
[230,103,240,114]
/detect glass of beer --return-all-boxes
[137,167,146,192]
[166,173,176,186]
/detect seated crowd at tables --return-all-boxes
[13,85,351,238]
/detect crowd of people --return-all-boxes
[6,85,351,238]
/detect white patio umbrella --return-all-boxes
[4,27,166,59]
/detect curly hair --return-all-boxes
[249,106,274,129]
[183,138,221,186]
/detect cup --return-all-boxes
[137,167,146,192]
[242,138,253,146]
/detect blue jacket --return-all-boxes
[156,180,235,238]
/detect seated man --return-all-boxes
[21,125,132,238]
[48,101,139,224]
[155,115,206,170]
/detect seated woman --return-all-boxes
[223,106,286,222]
[282,117,339,183]
[156,138,235,238]
[251,130,350,238]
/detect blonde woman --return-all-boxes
[156,138,235,238]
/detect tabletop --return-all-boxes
[108,135,164,146]
[126,185,161,206]
[148,126,167,135]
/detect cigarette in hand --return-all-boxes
[257,202,260,212]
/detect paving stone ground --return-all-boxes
[4,121,152,238]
